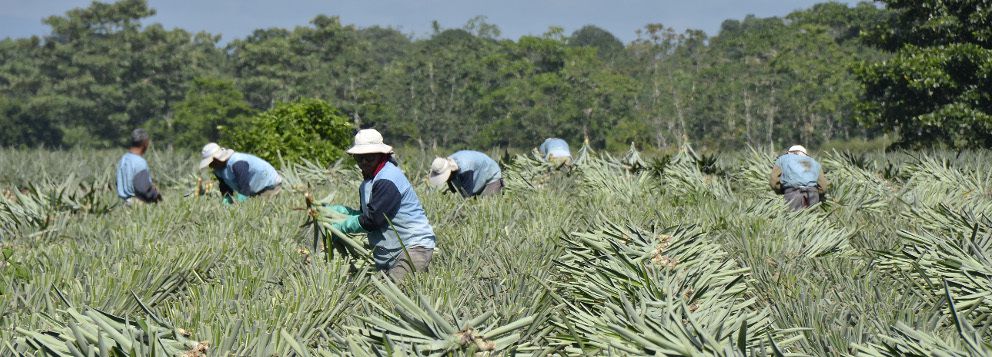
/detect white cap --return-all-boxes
[346,129,394,155]
[428,157,458,188]
[788,145,808,156]
[199,142,235,169]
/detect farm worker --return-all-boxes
[328,129,437,282]
[115,129,162,206]
[428,150,504,197]
[769,145,829,210]
[539,138,572,166]
[198,143,282,204]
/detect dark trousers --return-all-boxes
[480,179,505,196]
[784,186,820,210]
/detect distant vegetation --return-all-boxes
[0,0,988,153]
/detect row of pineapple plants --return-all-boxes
[1,146,990,355]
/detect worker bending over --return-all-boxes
[199,142,282,204]
[770,145,828,210]
[429,150,503,197]
[539,137,572,167]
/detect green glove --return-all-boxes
[326,204,361,215]
[331,215,366,234]
[222,193,250,205]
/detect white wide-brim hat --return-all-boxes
[199,142,235,169]
[788,145,808,156]
[346,128,394,155]
[428,157,458,188]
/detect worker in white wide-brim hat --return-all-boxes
[769,144,829,210]
[198,142,282,205]
[428,150,503,198]
[327,128,436,282]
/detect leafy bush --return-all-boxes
[223,98,353,167]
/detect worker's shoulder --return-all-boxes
[119,152,148,167]
[452,150,491,160]
[453,149,484,155]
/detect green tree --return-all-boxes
[857,0,992,149]
[0,0,900,152]
[569,25,625,62]
[358,26,412,67]
[0,37,64,147]
[0,0,222,147]
[477,35,639,150]
[222,98,353,166]
[158,77,255,149]
[625,24,707,149]
[463,16,502,40]
[228,28,301,109]
[42,0,221,146]
[381,27,501,147]
[228,16,395,132]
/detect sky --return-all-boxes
[0,0,864,43]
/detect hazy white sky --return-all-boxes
[0,0,865,43]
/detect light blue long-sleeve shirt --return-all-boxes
[213,153,282,196]
[359,162,436,269]
[539,138,571,159]
[775,153,822,188]
[115,152,160,202]
[449,150,502,197]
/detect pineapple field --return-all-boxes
[1,144,991,356]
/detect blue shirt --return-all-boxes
[775,153,822,188]
[449,150,502,197]
[213,153,282,196]
[115,152,159,201]
[539,138,571,159]
[359,162,436,268]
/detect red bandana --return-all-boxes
[373,158,388,176]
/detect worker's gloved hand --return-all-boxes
[331,215,366,234]
[326,204,360,215]
[222,193,250,206]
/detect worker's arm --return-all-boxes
[231,161,255,196]
[132,169,161,202]
[817,170,829,193]
[216,173,233,196]
[358,179,402,231]
[769,165,783,194]
[445,174,471,197]
[461,170,484,197]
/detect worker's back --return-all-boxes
[214,153,281,194]
[450,150,502,196]
[539,138,571,159]
[775,153,821,188]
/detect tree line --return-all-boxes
[0,0,988,152]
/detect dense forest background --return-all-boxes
[0,0,988,152]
